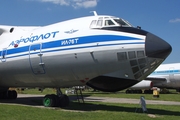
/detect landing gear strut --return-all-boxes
[43,88,69,107]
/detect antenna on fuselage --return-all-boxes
[90,11,98,16]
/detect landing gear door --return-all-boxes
[1,48,7,62]
[29,43,45,74]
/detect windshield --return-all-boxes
[89,16,133,29]
[113,18,133,27]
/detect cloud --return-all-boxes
[36,0,99,9]
[39,0,69,6]
[169,18,180,23]
[72,0,98,9]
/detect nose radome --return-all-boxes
[145,33,172,59]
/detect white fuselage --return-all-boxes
[130,63,180,90]
[0,15,170,90]
[150,63,180,88]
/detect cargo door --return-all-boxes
[29,43,45,74]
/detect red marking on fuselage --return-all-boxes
[14,44,18,48]
[80,80,86,83]
[85,78,89,81]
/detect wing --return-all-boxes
[145,77,167,83]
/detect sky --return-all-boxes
[0,0,180,64]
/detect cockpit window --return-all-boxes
[105,20,115,26]
[113,18,132,27]
[97,20,103,26]
[90,20,97,28]
[90,16,133,29]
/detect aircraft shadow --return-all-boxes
[0,96,179,116]
[0,96,43,106]
[66,101,180,116]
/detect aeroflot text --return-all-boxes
[9,31,59,47]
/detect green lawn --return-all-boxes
[1,88,179,120]
[82,90,180,102]
[19,88,180,102]
[0,102,180,120]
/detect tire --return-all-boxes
[138,90,142,94]
[126,90,129,94]
[43,94,55,107]
[59,94,69,108]
[8,91,13,99]
[51,94,60,107]
[7,90,17,99]
[12,90,17,99]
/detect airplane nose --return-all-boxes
[145,33,172,59]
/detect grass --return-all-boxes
[82,90,180,102]
[19,88,180,102]
[0,101,180,120]
[1,88,180,120]
[16,88,57,95]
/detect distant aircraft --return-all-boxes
[0,11,171,107]
[127,63,180,93]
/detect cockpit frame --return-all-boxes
[90,16,133,29]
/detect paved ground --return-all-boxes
[0,94,180,107]
[84,96,180,105]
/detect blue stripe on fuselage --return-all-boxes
[4,35,144,56]
[151,70,180,75]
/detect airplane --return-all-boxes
[0,11,172,107]
[126,63,180,93]
[126,80,153,93]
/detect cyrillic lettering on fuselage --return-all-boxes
[9,31,59,47]
[61,38,79,45]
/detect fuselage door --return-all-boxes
[1,48,7,62]
[29,43,45,74]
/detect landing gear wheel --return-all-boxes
[59,94,69,107]
[8,91,13,99]
[8,90,17,99]
[12,90,17,99]
[43,94,69,108]
[43,94,55,107]
[51,94,60,107]
[125,90,129,94]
